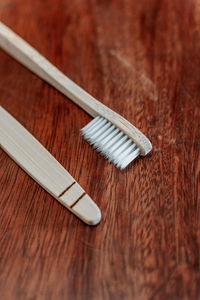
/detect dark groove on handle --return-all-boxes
[70,192,86,208]
[58,181,76,198]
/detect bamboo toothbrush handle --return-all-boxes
[0,21,152,156]
[0,22,98,115]
[0,106,101,226]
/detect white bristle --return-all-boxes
[81,116,141,169]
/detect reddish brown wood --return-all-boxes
[0,0,200,299]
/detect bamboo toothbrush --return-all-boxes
[0,106,101,226]
[0,21,152,169]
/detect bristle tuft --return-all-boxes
[81,116,140,169]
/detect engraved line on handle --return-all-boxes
[58,181,76,198]
[70,193,86,208]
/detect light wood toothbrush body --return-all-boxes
[0,106,101,226]
[0,21,152,169]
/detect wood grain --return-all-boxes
[0,0,199,299]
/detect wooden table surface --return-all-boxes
[0,0,200,299]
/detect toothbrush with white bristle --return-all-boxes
[0,21,152,169]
